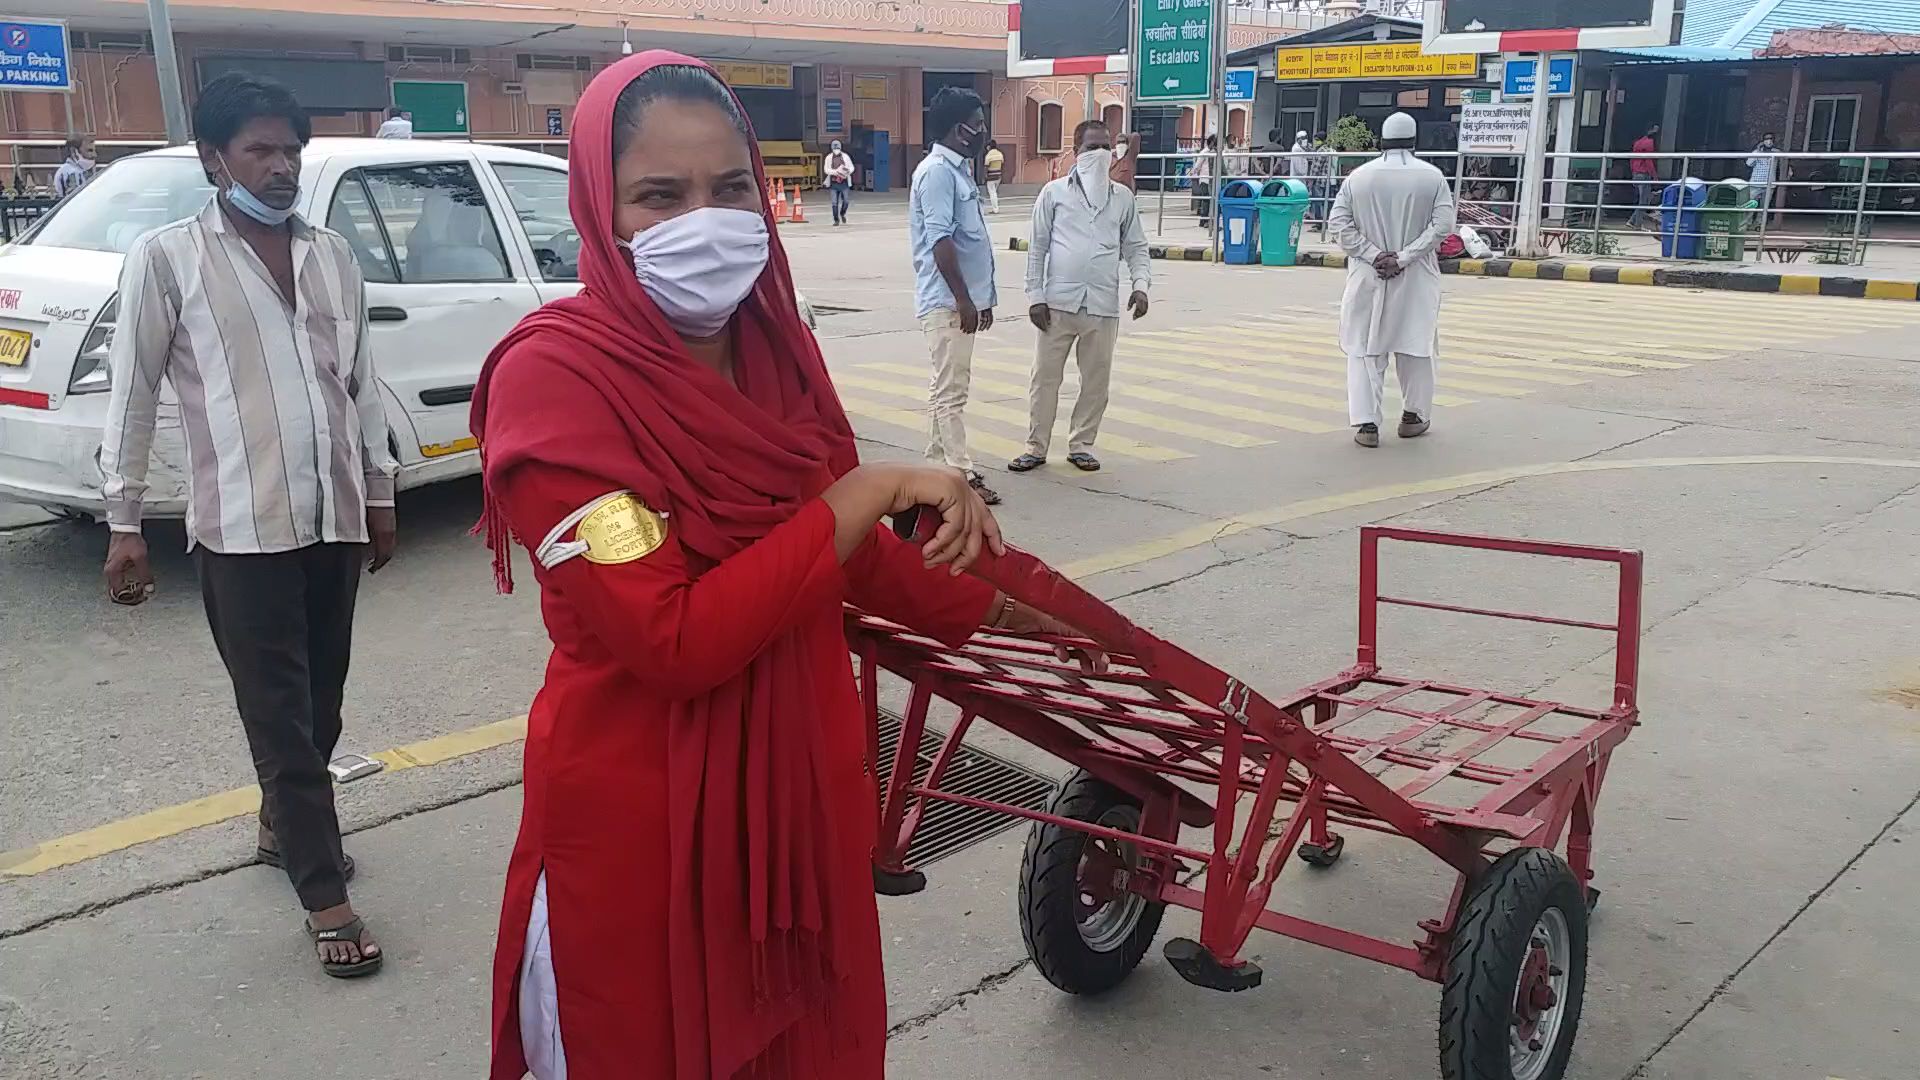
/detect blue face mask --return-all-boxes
[218,154,295,226]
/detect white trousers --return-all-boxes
[922,309,978,473]
[1027,309,1118,458]
[986,179,1001,213]
[1347,352,1435,427]
[519,871,568,1079]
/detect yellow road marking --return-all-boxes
[1563,263,1591,282]
[1445,294,1903,337]
[1048,344,1482,407]
[0,716,528,878]
[1865,280,1919,302]
[1189,327,1583,388]
[833,373,1187,462]
[14,455,1920,878]
[1779,275,1823,295]
[962,356,1338,433]
[1241,311,1709,367]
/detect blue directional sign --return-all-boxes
[0,19,71,93]
[1502,56,1575,99]
[1224,67,1257,104]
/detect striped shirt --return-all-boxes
[99,198,398,554]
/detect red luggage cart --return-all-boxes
[850,521,1642,1080]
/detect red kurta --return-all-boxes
[486,367,993,1078]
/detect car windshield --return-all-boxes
[26,157,215,253]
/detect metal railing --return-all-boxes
[1124,148,1920,269]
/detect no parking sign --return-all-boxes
[0,18,70,93]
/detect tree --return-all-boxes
[1329,115,1376,152]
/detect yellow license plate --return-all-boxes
[0,328,30,367]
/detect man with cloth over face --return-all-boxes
[1009,119,1150,476]
[1328,111,1455,448]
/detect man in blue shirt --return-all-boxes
[911,87,1000,504]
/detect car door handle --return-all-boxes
[369,306,408,322]
[420,385,475,406]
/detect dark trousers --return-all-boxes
[830,182,850,222]
[197,542,364,912]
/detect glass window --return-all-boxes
[326,174,399,283]
[1035,101,1065,155]
[492,163,577,282]
[24,157,213,253]
[356,163,510,283]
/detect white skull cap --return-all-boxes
[1383,112,1417,141]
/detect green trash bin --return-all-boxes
[1258,178,1310,266]
[1701,178,1757,261]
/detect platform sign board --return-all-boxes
[0,18,71,93]
[1423,0,1674,54]
[1136,0,1215,104]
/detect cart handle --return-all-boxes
[1358,526,1644,716]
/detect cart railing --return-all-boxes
[1358,526,1644,717]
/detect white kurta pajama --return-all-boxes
[1328,148,1456,428]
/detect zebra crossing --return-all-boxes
[824,284,1920,465]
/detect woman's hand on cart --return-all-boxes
[989,592,1109,673]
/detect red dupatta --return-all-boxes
[469,52,861,1075]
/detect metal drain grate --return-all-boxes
[876,709,1059,867]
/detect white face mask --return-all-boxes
[621,206,770,339]
[1073,148,1114,210]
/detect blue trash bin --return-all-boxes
[1659,178,1708,259]
[1218,179,1261,265]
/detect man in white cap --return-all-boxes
[1289,130,1311,179]
[1328,111,1456,448]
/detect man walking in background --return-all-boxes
[375,106,413,139]
[825,138,856,225]
[910,86,1000,504]
[99,72,397,977]
[1628,123,1660,229]
[52,134,96,198]
[984,139,1005,214]
[1011,119,1151,476]
[1328,112,1455,449]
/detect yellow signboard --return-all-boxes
[852,74,889,101]
[1273,42,1480,82]
[709,61,793,90]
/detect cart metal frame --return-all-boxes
[851,524,1642,995]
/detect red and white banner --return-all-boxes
[1421,0,1676,55]
[1006,2,1130,78]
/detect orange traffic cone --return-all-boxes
[774,180,790,217]
[789,189,807,223]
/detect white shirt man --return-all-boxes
[1289,131,1311,178]
[375,109,413,139]
[1011,121,1151,474]
[53,136,96,198]
[1327,112,1456,448]
[824,140,855,225]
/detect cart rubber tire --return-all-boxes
[1439,847,1589,1080]
[1298,832,1346,868]
[1017,769,1166,996]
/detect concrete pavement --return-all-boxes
[6,216,1920,1079]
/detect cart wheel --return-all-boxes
[1017,769,1166,995]
[1297,832,1345,868]
[1438,848,1589,1080]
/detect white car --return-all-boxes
[0,138,815,518]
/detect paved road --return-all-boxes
[5,218,1920,1079]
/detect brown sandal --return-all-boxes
[307,915,383,979]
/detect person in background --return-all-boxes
[1110,131,1137,190]
[468,53,1076,1077]
[1328,112,1455,450]
[375,106,413,139]
[1308,130,1333,225]
[910,86,1000,505]
[1190,134,1218,224]
[53,134,96,198]
[984,139,1005,214]
[1011,119,1151,477]
[825,138,856,225]
[1627,122,1660,229]
[98,71,397,978]
[1290,130,1311,182]
[1748,131,1781,227]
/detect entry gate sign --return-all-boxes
[0,18,71,93]
[1136,0,1215,104]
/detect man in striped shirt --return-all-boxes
[98,72,396,978]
